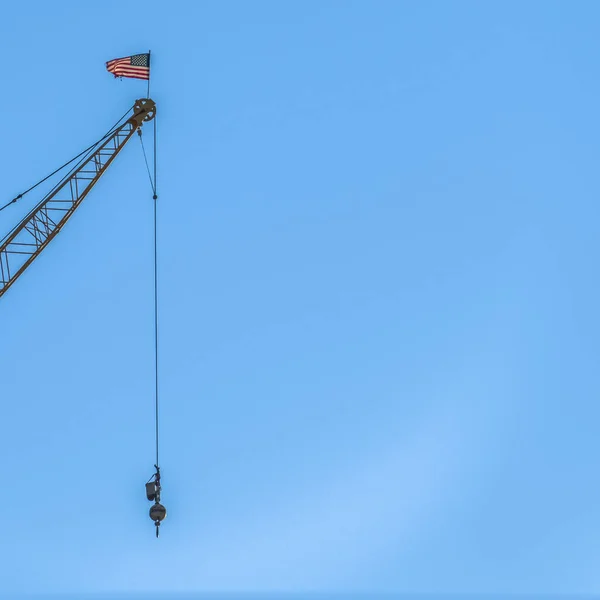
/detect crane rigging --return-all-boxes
[0,98,155,299]
[0,97,167,537]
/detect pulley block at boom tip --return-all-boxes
[0,98,156,300]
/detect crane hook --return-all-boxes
[146,465,166,537]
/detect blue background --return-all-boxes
[0,0,599,595]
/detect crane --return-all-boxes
[0,97,156,299]
[0,97,167,537]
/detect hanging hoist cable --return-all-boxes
[138,130,156,198]
[139,109,165,538]
[153,112,159,468]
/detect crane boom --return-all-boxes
[0,97,156,300]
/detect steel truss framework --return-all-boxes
[0,98,155,299]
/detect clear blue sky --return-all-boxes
[1,0,600,595]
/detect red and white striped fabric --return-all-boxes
[106,54,150,80]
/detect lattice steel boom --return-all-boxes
[0,98,156,299]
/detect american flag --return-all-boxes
[106,53,150,80]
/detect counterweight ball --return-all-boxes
[150,502,167,524]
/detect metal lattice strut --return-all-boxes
[0,98,156,300]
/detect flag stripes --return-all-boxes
[106,54,150,80]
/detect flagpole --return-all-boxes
[147,50,151,98]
